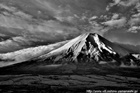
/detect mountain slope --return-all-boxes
[37,33,139,66]
[0,40,68,67]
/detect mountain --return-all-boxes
[0,33,140,71]
[36,33,140,67]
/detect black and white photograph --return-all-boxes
[0,0,140,93]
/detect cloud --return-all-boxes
[102,17,126,28]
[33,0,75,22]
[0,36,32,53]
[110,0,139,7]
[128,12,140,27]
[33,0,62,16]
[1,0,140,46]
[107,0,139,11]
[0,3,81,43]
[128,26,140,33]
[0,0,110,42]
[113,0,121,5]
[129,17,140,26]
[119,0,139,7]
[0,3,16,12]
[0,40,67,67]
[112,13,119,20]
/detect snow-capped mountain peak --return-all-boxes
[41,33,118,62]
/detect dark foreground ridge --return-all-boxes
[0,74,140,93]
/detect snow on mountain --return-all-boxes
[39,33,122,63]
[0,40,68,67]
[0,33,139,68]
[132,54,140,59]
[47,33,90,56]
[36,33,140,67]
[92,33,116,54]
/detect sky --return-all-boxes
[0,0,140,53]
[103,0,140,45]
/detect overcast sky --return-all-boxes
[0,0,140,53]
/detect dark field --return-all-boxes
[0,63,140,93]
[0,74,139,93]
